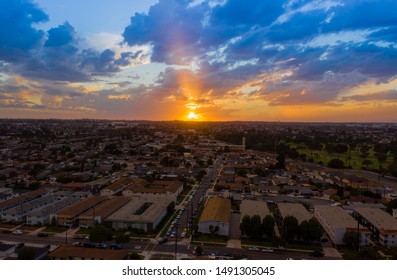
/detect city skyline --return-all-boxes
[1,0,397,122]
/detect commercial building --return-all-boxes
[314,205,370,246]
[79,196,130,228]
[198,197,231,236]
[353,207,397,247]
[105,196,173,233]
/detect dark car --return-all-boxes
[110,243,122,250]
[310,250,324,257]
[37,232,49,237]
[158,236,168,245]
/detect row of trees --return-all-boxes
[240,215,276,240]
[282,216,323,243]
[240,214,323,243]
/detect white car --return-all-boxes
[12,229,23,235]
[262,248,273,253]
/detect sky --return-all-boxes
[1,0,397,122]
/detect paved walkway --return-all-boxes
[227,239,242,249]
[323,247,343,259]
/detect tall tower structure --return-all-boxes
[242,137,246,151]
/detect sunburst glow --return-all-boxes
[187,111,199,120]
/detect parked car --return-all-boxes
[262,248,273,253]
[37,232,49,237]
[158,236,168,245]
[73,234,85,239]
[310,250,324,257]
[248,247,259,251]
[12,229,23,235]
[110,243,122,250]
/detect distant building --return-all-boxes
[122,179,183,203]
[79,196,130,228]
[314,205,370,246]
[353,208,397,247]
[100,177,133,197]
[198,197,231,236]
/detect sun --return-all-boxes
[187,111,199,120]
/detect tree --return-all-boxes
[208,225,219,235]
[89,225,113,243]
[250,215,263,240]
[240,215,252,236]
[282,216,299,242]
[343,231,359,250]
[328,158,345,169]
[195,246,203,256]
[307,218,323,242]
[362,159,372,169]
[388,161,397,177]
[275,153,286,169]
[262,215,275,239]
[115,232,130,243]
[17,247,36,260]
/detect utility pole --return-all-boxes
[174,222,178,260]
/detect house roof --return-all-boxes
[199,197,231,223]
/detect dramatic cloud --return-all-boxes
[0,0,48,62]
[2,0,397,120]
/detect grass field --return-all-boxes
[288,143,393,171]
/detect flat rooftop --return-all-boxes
[124,179,182,194]
[354,207,397,233]
[278,202,312,224]
[56,196,107,217]
[240,200,270,222]
[106,196,172,223]
[80,196,131,219]
[103,177,133,192]
[315,205,363,229]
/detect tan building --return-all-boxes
[198,197,231,236]
[79,196,131,228]
[314,205,370,246]
[105,196,173,233]
[100,177,134,196]
[56,196,107,227]
[354,207,397,247]
[277,202,312,224]
[240,200,271,222]
[122,179,183,203]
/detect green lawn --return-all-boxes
[44,226,67,233]
[288,143,393,171]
